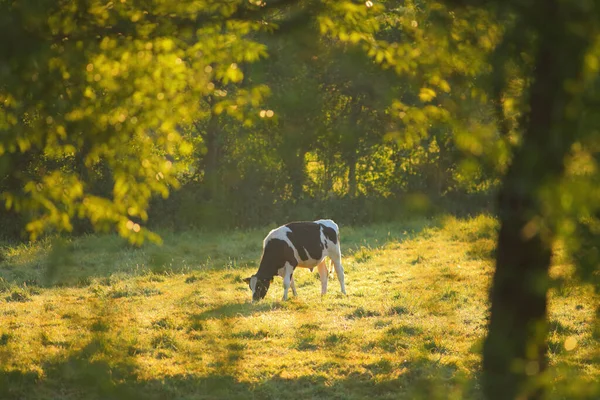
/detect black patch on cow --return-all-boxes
[255,238,297,281]
[320,224,338,244]
[285,222,324,261]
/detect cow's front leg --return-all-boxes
[290,275,298,297]
[282,263,294,300]
[317,260,328,296]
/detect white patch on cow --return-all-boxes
[249,276,258,294]
[315,219,339,234]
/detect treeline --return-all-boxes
[150,26,497,230]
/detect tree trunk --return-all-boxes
[289,149,307,200]
[346,99,362,199]
[203,113,220,201]
[347,154,357,198]
[199,95,222,202]
[482,2,589,399]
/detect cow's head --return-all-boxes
[244,275,271,301]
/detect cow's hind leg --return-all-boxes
[329,251,346,295]
[317,260,328,296]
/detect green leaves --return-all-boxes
[418,87,437,102]
[318,0,382,42]
[0,0,270,242]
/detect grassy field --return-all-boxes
[0,215,598,399]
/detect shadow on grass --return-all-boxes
[4,315,597,400]
[0,346,480,400]
[0,299,483,400]
[0,217,442,290]
[341,218,442,257]
[190,301,286,323]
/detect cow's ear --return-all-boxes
[243,277,251,284]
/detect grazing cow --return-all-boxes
[244,219,346,301]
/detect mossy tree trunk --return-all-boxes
[482,1,592,398]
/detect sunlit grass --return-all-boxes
[0,215,597,399]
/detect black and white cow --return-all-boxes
[244,219,346,301]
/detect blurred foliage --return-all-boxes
[0,0,272,243]
[0,0,509,245]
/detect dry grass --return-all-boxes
[0,215,597,399]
